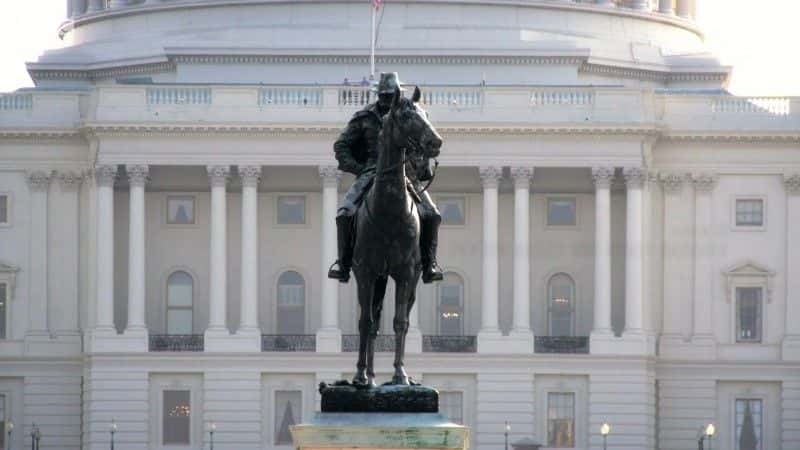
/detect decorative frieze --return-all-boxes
[510,167,534,187]
[691,173,718,193]
[26,170,53,191]
[784,174,800,195]
[95,165,118,187]
[622,167,646,189]
[479,166,503,188]
[239,165,262,188]
[57,171,85,190]
[659,172,687,194]
[591,167,615,189]
[126,165,150,188]
[206,165,230,187]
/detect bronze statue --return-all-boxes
[331,74,443,387]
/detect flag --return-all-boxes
[372,0,382,9]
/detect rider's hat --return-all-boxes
[372,72,406,94]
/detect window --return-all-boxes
[277,196,306,225]
[163,390,191,445]
[547,198,577,227]
[440,391,463,424]
[438,273,464,335]
[274,390,301,445]
[735,399,763,450]
[736,287,762,343]
[548,273,575,337]
[547,392,575,448]
[0,394,5,450]
[0,283,6,340]
[167,271,193,335]
[438,197,465,226]
[0,195,8,226]
[277,271,305,334]
[166,195,196,225]
[735,198,764,228]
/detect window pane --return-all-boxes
[0,195,7,224]
[278,196,306,224]
[547,393,575,448]
[440,391,463,424]
[167,196,195,225]
[736,399,762,450]
[737,288,762,342]
[439,273,463,336]
[163,390,191,444]
[167,272,193,307]
[275,391,301,445]
[439,197,465,225]
[167,310,193,335]
[549,274,574,337]
[0,283,6,340]
[736,199,763,226]
[548,198,576,226]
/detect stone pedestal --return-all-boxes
[292,413,469,450]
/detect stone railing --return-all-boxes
[0,93,33,110]
[530,89,595,107]
[342,334,395,352]
[260,87,323,107]
[338,87,375,107]
[711,97,791,116]
[534,336,589,354]
[148,334,204,352]
[422,335,477,353]
[421,88,484,108]
[261,334,316,352]
[146,87,212,105]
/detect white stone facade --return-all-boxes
[1,1,799,449]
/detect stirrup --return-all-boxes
[327,260,351,283]
[422,262,444,283]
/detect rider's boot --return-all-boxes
[327,215,353,283]
[420,217,444,283]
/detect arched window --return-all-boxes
[438,272,464,335]
[277,271,305,334]
[167,271,193,335]
[548,273,575,337]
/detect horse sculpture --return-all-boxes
[351,86,443,387]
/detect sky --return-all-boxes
[0,0,798,95]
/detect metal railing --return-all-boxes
[341,334,395,352]
[149,334,204,352]
[422,335,477,353]
[535,336,589,354]
[261,334,316,352]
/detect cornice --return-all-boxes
[662,132,800,143]
[0,129,83,140]
[579,62,730,84]
[172,53,587,66]
[28,61,176,82]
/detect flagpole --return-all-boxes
[370,3,377,78]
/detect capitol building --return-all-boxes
[1,0,799,449]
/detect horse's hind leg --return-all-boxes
[353,276,376,386]
[392,280,416,385]
[366,277,388,385]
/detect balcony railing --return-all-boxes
[422,335,477,353]
[149,334,204,352]
[342,334,395,352]
[261,334,316,352]
[535,336,589,354]
[0,93,32,110]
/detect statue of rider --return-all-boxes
[328,72,444,284]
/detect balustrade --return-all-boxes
[535,336,590,354]
[530,89,594,107]
[341,334,395,352]
[421,88,484,108]
[146,87,212,105]
[0,94,33,110]
[260,87,322,107]
[422,335,477,353]
[261,335,316,352]
[711,97,791,116]
[149,334,204,352]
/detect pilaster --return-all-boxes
[689,173,717,358]
[783,174,800,360]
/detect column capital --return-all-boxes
[591,167,615,189]
[57,170,85,190]
[207,165,230,187]
[510,167,534,187]
[691,173,718,193]
[659,172,688,194]
[239,165,262,188]
[95,165,118,187]
[126,165,150,188]
[26,170,53,192]
[623,167,646,189]
[784,174,800,195]
[479,166,502,188]
[318,165,342,183]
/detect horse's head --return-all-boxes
[384,86,443,159]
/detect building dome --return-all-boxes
[35,0,727,88]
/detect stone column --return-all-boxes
[26,171,52,337]
[95,165,117,332]
[510,167,533,339]
[206,166,230,336]
[108,0,127,9]
[591,167,614,335]
[238,166,261,336]
[317,166,342,352]
[125,165,148,335]
[659,173,687,347]
[54,171,83,337]
[86,0,103,12]
[478,166,502,350]
[784,174,800,360]
[691,173,716,351]
[623,167,645,335]
[659,0,673,13]
[676,0,690,18]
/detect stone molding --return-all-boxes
[26,170,53,192]
[591,167,615,189]
[510,167,534,187]
[126,164,150,187]
[207,165,230,187]
[95,165,118,187]
[57,171,85,190]
[659,172,687,194]
[784,174,800,195]
[238,165,262,187]
[691,173,718,192]
[318,165,342,183]
[479,166,503,188]
[623,167,646,189]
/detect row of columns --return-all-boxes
[477,166,645,339]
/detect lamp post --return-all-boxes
[504,422,511,450]
[30,424,40,450]
[209,422,216,450]
[698,423,715,450]
[600,422,611,450]
[110,418,117,450]
[6,421,13,450]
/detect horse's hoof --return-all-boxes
[367,376,378,388]
[353,372,369,386]
[392,375,410,385]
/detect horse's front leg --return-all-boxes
[366,277,388,387]
[392,280,417,385]
[353,275,376,386]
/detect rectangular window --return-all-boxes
[162,390,191,444]
[547,198,577,227]
[547,392,575,448]
[0,195,8,225]
[0,393,5,450]
[736,287,762,343]
[277,196,306,225]
[736,199,764,227]
[735,399,763,450]
[439,197,465,225]
[439,391,463,424]
[274,390,301,445]
[166,195,196,225]
[0,283,6,340]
